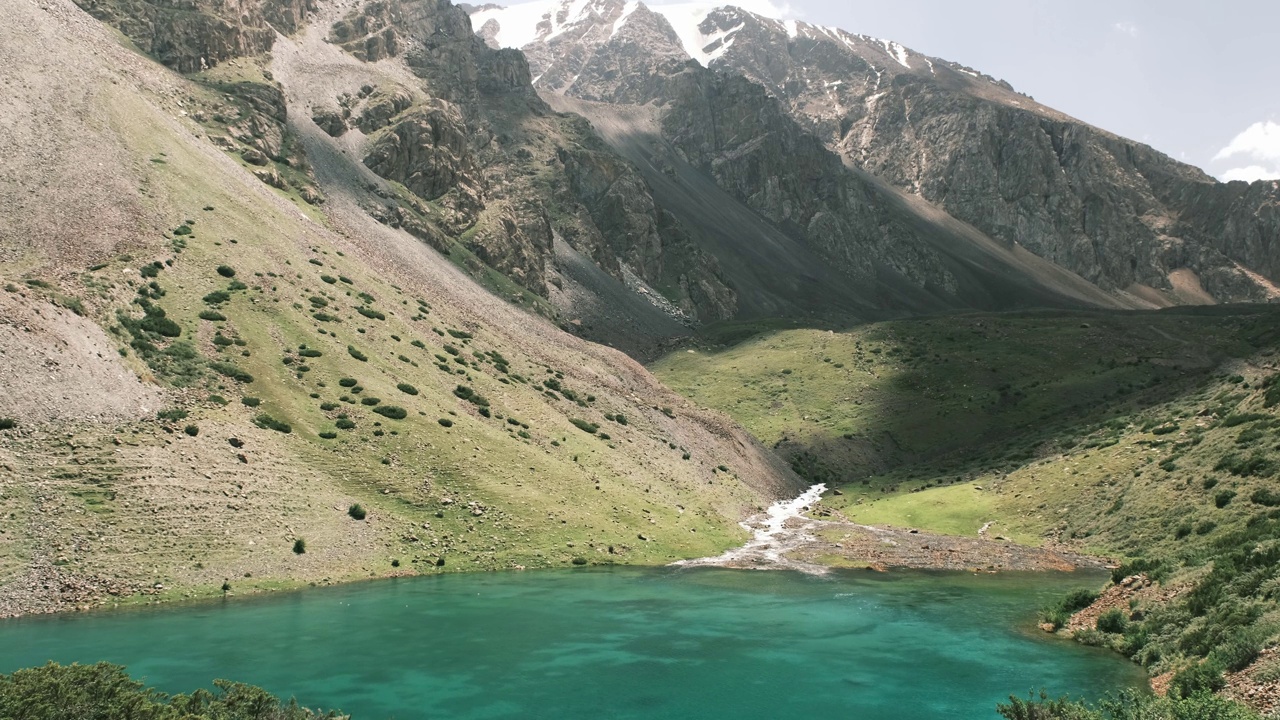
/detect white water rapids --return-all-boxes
[672,484,828,572]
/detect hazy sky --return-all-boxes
[656,0,1280,182]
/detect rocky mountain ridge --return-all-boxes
[475,0,1280,307]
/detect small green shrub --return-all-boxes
[348,504,367,520]
[0,418,17,430]
[241,397,261,407]
[338,378,358,387]
[253,414,291,433]
[396,383,418,395]
[335,418,356,430]
[356,307,385,320]
[1250,488,1280,507]
[347,345,367,362]
[570,419,599,434]
[438,418,454,427]
[140,313,182,338]
[292,538,306,554]
[216,265,236,278]
[1222,413,1269,428]
[209,362,253,384]
[183,425,199,437]
[1216,490,1238,508]
[198,310,226,321]
[1212,634,1263,672]
[1040,588,1099,630]
[1216,453,1277,478]
[1096,608,1127,633]
[320,275,337,284]
[447,329,473,339]
[360,397,381,406]
[1170,659,1225,699]
[202,290,231,305]
[452,385,488,407]
[373,406,408,420]
[298,348,322,358]
[157,408,188,421]
[318,431,338,439]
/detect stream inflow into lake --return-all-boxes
[1,566,1144,719]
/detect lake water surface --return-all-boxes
[0,567,1145,719]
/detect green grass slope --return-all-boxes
[0,0,799,615]
[653,308,1280,699]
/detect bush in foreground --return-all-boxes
[997,689,1260,720]
[0,661,342,719]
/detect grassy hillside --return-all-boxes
[654,308,1280,698]
[0,0,799,616]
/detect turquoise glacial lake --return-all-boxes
[0,567,1144,719]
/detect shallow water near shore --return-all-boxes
[1,567,1145,719]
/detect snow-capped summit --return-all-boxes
[469,0,933,74]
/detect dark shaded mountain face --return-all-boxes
[475,0,1280,309]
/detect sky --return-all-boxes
[653,0,1280,182]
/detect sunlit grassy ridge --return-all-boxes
[654,307,1280,694]
[0,68,795,612]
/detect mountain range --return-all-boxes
[0,0,1277,656]
[469,0,1280,320]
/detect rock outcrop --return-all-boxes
[72,0,315,72]
[331,0,737,329]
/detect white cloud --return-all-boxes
[1113,21,1139,37]
[1221,166,1280,183]
[1214,121,1280,183]
[1215,121,1280,163]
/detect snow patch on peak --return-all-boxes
[471,0,622,49]
[609,0,641,39]
[471,0,559,49]
[879,38,910,68]
[647,3,724,66]
[783,18,796,38]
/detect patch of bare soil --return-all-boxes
[1225,647,1280,714]
[0,291,163,424]
[788,521,1104,572]
[1064,573,1180,634]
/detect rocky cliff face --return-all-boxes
[323,0,737,333]
[72,0,316,72]
[477,0,1280,307]
[698,7,1280,304]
